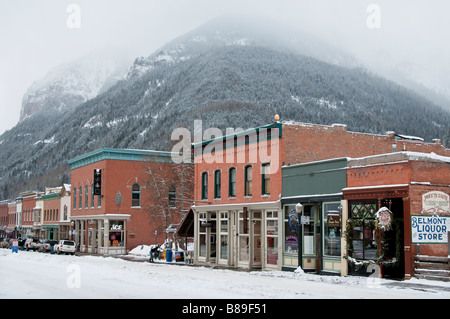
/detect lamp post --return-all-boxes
[295,203,303,270]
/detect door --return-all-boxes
[252,219,262,267]
[302,204,320,272]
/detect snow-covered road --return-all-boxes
[1,249,449,299]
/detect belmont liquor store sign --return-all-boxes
[411,191,450,244]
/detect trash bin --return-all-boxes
[175,251,184,262]
[166,249,172,262]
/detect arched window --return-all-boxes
[262,163,270,195]
[131,183,141,207]
[201,172,208,200]
[229,167,236,197]
[168,185,177,207]
[79,186,82,209]
[73,187,77,210]
[214,170,221,199]
[85,185,88,208]
[245,165,253,196]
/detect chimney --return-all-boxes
[432,139,441,146]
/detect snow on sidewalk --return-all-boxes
[1,249,449,299]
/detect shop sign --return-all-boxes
[376,207,393,231]
[411,215,450,244]
[422,191,449,214]
[288,213,298,231]
[301,216,310,225]
[326,213,340,227]
[110,224,123,231]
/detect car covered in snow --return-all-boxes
[54,240,76,255]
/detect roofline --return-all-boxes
[68,148,175,169]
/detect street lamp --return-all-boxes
[295,203,303,270]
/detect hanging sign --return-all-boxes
[93,169,102,195]
[376,207,393,231]
[411,215,450,244]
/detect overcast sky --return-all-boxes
[1,0,449,135]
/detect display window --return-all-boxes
[109,220,125,247]
[266,211,278,265]
[322,202,341,257]
[284,205,298,254]
[348,201,378,260]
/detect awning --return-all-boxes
[177,209,194,237]
[42,225,59,229]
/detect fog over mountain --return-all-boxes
[0,13,449,200]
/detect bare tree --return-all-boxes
[143,155,194,245]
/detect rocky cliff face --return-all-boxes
[19,51,131,121]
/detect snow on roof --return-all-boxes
[348,151,450,167]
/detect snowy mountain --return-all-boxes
[19,50,132,121]
[0,15,449,200]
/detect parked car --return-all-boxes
[24,237,41,251]
[39,239,58,253]
[54,240,76,255]
[0,238,10,248]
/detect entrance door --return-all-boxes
[252,219,262,267]
[302,204,319,272]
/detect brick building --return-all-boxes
[68,148,193,255]
[0,201,8,238]
[20,191,41,238]
[343,152,450,280]
[190,119,449,271]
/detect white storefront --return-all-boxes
[192,201,282,270]
[71,214,130,255]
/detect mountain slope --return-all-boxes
[19,50,132,121]
[0,16,449,200]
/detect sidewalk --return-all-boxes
[75,251,450,294]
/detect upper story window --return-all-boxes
[262,163,270,195]
[131,183,141,207]
[229,167,236,197]
[79,186,82,209]
[214,170,221,199]
[245,165,253,197]
[201,172,208,200]
[85,185,88,208]
[73,187,76,210]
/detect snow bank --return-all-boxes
[128,245,152,257]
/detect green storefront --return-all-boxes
[281,158,348,274]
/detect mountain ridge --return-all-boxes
[1,15,449,200]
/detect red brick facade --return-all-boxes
[69,149,193,253]
[344,152,450,279]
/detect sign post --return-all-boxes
[12,239,18,253]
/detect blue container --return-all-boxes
[166,249,172,262]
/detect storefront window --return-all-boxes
[199,213,206,258]
[266,211,278,265]
[284,206,298,254]
[323,202,341,257]
[109,220,125,247]
[219,212,228,260]
[239,210,250,262]
[349,201,378,260]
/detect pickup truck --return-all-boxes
[24,237,41,251]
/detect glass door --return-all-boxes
[252,213,262,267]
